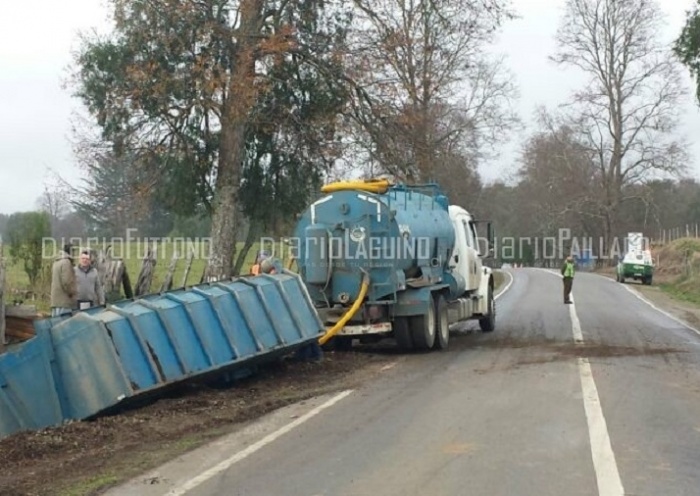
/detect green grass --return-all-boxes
[58,473,119,496]
[650,237,700,307]
[2,238,297,312]
[660,278,700,306]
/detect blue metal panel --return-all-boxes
[110,301,184,381]
[0,331,63,433]
[190,285,261,358]
[0,271,325,441]
[98,310,159,390]
[49,314,133,420]
[138,295,212,374]
[165,290,237,366]
[215,280,282,350]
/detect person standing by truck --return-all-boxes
[51,244,77,317]
[561,255,575,304]
[74,250,105,309]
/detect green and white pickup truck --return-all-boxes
[616,249,654,285]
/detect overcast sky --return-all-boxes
[1,0,699,214]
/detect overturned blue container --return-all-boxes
[0,271,324,440]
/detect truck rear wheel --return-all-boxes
[479,285,495,333]
[393,317,413,350]
[433,294,450,350]
[409,302,436,350]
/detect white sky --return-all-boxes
[0,0,699,214]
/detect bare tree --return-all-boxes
[347,0,519,182]
[551,0,689,252]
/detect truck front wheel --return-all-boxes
[479,285,496,333]
[409,302,436,350]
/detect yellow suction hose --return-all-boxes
[318,271,370,346]
[320,178,391,194]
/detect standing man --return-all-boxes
[561,255,575,304]
[75,250,105,310]
[51,244,77,317]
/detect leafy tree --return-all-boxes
[73,0,353,279]
[675,1,700,105]
[5,212,51,288]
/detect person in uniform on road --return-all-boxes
[50,244,77,317]
[561,255,575,304]
[75,249,105,310]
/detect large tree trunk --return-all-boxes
[233,222,263,276]
[206,0,264,281]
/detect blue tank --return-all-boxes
[292,183,458,305]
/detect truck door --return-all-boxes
[450,216,468,291]
[460,219,479,291]
[468,219,483,291]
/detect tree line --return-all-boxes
[5,0,700,277]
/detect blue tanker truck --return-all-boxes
[291,178,496,351]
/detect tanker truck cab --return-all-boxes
[449,205,483,294]
[293,179,497,352]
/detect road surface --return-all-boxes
[108,269,700,496]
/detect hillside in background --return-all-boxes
[652,238,700,305]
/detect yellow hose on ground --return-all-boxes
[318,272,370,346]
[321,178,391,194]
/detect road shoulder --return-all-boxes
[596,271,700,330]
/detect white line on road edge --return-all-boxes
[619,284,700,338]
[569,296,625,496]
[495,270,514,300]
[166,390,354,496]
[569,295,583,344]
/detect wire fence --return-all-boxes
[652,224,700,245]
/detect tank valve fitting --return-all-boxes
[338,292,350,304]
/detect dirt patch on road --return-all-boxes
[512,342,684,369]
[470,335,685,371]
[0,349,394,496]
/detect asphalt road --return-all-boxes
[109,269,700,496]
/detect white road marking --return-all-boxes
[538,270,625,495]
[619,284,700,338]
[495,270,514,300]
[569,295,583,344]
[166,390,354,496]
[568,296,625,496]
[577,353,625,496]
[380,362,397,372]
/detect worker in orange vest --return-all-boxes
[250,250,276,275]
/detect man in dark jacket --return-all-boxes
[74,250,105,309]
[561,255,575,304]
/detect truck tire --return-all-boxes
[409,302,436,350]
[393,317,413,350]
[479,285,496,333]
[433,294,450,350]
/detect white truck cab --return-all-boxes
[448,205,484,294]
